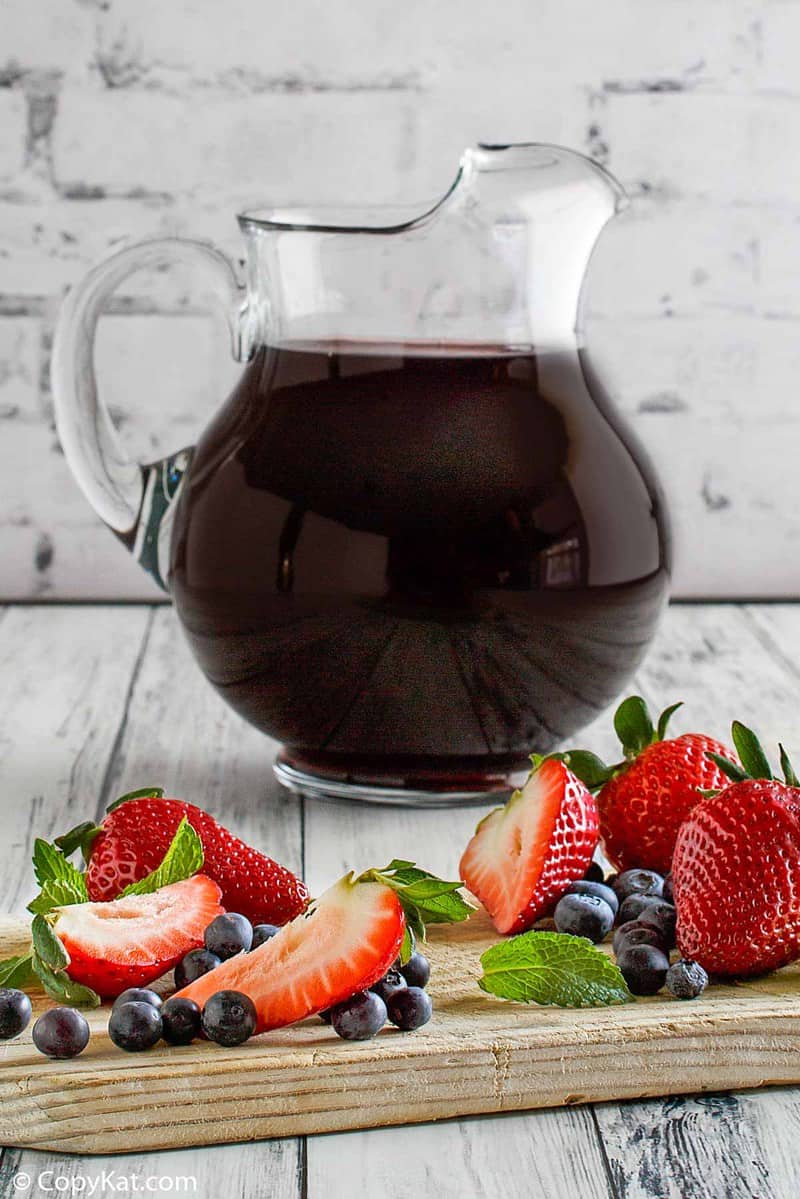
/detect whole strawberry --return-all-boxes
[562,697,735,875]
[673,723,800,976]
[57,789,308,927]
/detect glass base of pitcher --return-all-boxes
[273,751,529,808]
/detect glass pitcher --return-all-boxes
[52,143,670,806]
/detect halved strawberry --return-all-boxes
[459,757,598,935]
[52,875,224,999]
[174,874,405,1031]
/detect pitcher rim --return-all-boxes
[237,142,625,235]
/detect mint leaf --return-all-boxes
[119,817,203,897]
[31,914,69,970]
[398,927,415,965]
[479,931,631,1008]
[358,862,474,942]
[28,877,88,915]
[33,954,100,1007]
[28,839,89,915]
[0,952,36,989]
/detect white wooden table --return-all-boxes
[1,601,799,1199]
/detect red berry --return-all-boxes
[597,733,734,874]
[459,758,599,935]
[673,779,800,976]
[85,797,308,927]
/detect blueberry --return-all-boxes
[662,873,674,905]
[112,987,162,1012]
[583,860,606,884]
[0,988,32,1040]
[202,990,257,1046]
[330,991,387,1041]
[612,869,664,902]
[251,924,281,949]
[174,948,221,989]
[617,893,668,927]
[204,913,253,960]
[637,900,677,949]
[108,1001,163,1052]
[617,944,670,996]
[565,880,619,917]
[387,986,433,1031]
[161,996,202,1045]
[319,1008,333,1024]
[32,1007,90,1059]
[370,968,407,1004]
[666,959,709,1000]
[612,921,668,956]
[399,952,431,990]
[554,893,614,943]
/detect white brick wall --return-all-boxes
[1,0,799,598]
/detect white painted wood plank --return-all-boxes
[306,1111,614,1199]
[0,605,150,914]
[594,1090,800,1199]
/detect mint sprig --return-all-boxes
[0,816,204,1008]
[27,838,89,916]
[357,860,473,960]
[0,952,37,989]
[479,931,631,1008]
[119,817,203,896]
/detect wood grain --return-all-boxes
[2,910,800,1157]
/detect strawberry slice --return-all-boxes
[173,874,405,1031]
[459,757,599,935]
[52,875,224,999]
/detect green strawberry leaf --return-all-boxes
[478,931,632,1008]
[731,721,773,780]
[559,750,618,790]
[119,816,203,897]
[706,751,748,782]
[28,838,89,914]
[33,955,101,1008]
[106,786,165,814]
[614,696,655,759]
[779,744,799,788]
[0,952,37,989]
[656,701,684,742]
[54,820,102,860]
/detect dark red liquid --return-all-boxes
[170,344,669,786]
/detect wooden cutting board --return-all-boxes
[1,911,799,1155]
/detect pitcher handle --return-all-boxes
[51,238,254,590]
